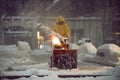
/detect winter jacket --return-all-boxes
[52,16,70,38]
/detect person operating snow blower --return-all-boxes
[52,16,70,38]
[51,16,71,49]
[50,16,77,69]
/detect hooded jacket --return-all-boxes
[52,16,70,38]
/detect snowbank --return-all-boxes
[0,41,31,58]
[17,41,31,52]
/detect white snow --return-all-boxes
[96,44,120,65]
[12,76,115,80]
[97,44,120,57]
[0,41,31,58]
[0,67,116,80]
[82,43,120,67]
[0,42,120,80]
[16,41,31,52]
[77,42,97,60]
[69,43,79,49]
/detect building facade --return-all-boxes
[0,0,120,47]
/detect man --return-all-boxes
[52,16,70,38]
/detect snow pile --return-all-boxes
[0,41,31,58]
[77,42,97,60]
[16,41,31,53]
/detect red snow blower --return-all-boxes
[50,35,77,69]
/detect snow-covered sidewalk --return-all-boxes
[0,66,114,80]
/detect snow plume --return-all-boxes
[38,23,51,35]
[36,23,66,43]
[0,41,31,58]
[19,0,46,17]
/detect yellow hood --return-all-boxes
[56,16,66,22]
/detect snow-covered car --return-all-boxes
[83,44,120,67]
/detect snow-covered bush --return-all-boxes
[0,41,31,58]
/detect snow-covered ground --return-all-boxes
[0,41,120,80]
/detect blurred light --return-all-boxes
[113,32,120,35]
[37,31,40,39]
[50,35,61,46]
